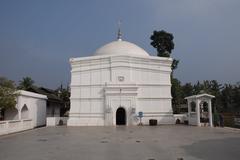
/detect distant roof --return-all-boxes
[185,93,215,100]
[27,86,62,102]
[17,90,47,100]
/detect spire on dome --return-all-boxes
[117,20,122,41]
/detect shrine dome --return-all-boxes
[94,39,149,57]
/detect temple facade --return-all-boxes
[67,35,174,126]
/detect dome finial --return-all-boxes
[117,20,122,41]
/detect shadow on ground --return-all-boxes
[183,137,240,160]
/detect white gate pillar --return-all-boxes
[208,99,213,127]
[196,99,201,126]
[187,100,191,119]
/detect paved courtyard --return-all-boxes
[0,125,240,160]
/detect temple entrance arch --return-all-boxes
[104,84,138,126]
[116,107,126,125]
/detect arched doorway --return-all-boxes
[190,101,196,112]
[116,107,126,125]
[200,101,209,124]
[21,104,29,119]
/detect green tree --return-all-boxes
[221,84,234,112]
[171,78,184,113]
[150,30,174,57]
[150,30,181,112]
[18,77,35,90]
[232,83,240,112]
[150,30,179,71]
[182,83,193,97]
[56,85,70,116]
[220,83,240,113]
[208,80,222,113]
[193,81,204,94]
[0,77,18,110]
[171,59,179,71]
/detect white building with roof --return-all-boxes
[67,32,174,126]
[185,93,215,127]
[0,90,47,135]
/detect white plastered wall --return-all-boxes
[4,90,47,127]
[68,55,174,126]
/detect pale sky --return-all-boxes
[0,0,239,89]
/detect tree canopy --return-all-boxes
[150,29,240,115]
[150,29,180,112]
[18,77,35,90]
[56,85,70,116]
[171,80,240,114]
[150,30,179,71]
[150,30,174,57]
[0,77,18,109]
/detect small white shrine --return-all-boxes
[185,93,215,127]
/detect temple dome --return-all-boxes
[94,40,149,57]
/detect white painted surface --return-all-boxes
[234,118,240,126]
[173,114,187,123]
[4,108,18,120]
[188,113,198,125]
[0,119,33,136]
[47,117,68,126]
[68,39,174,126]
[4,90,47,128]
[94,40,149,57]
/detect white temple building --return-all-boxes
[67,31,175,126]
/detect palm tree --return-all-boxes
[18,77,34,90]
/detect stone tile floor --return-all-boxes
[0,125,240,160]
